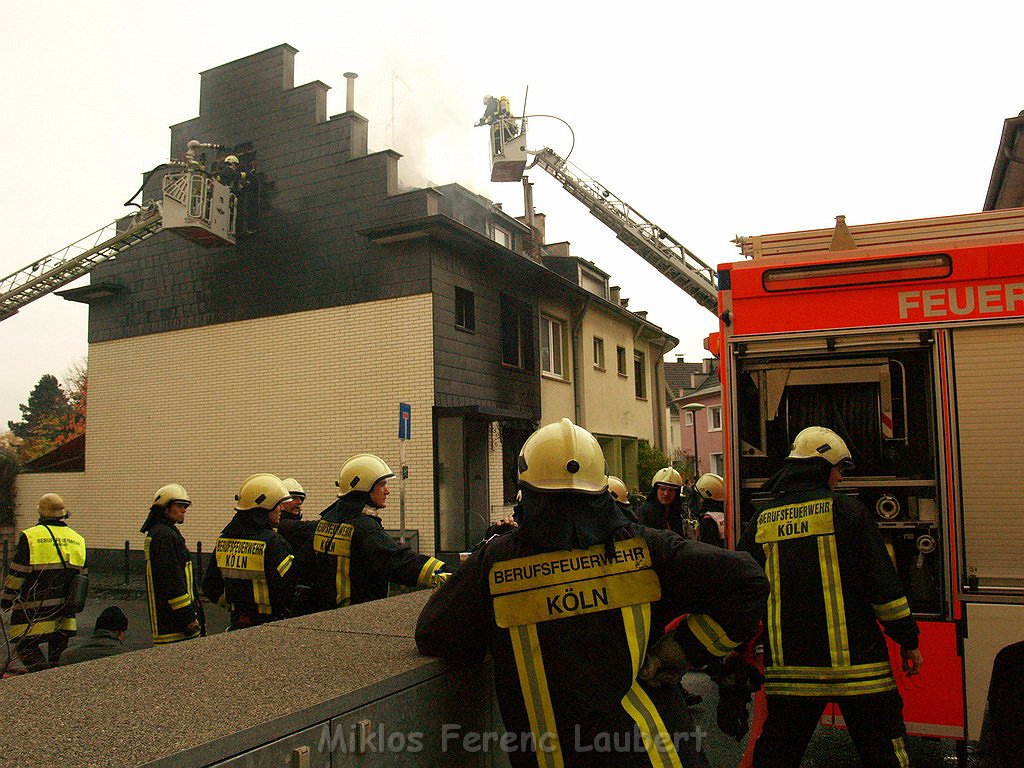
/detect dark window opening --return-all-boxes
[501,294,534,370]
[455,287,475,331]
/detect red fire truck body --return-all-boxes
[716,208,1024,741]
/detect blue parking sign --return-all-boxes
[398,402,412,440]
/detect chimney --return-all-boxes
[635,310,648,320]
[676,354,686,363]
[610,286,621,305]
[702,358,712,374]
[620,297,629,309]
[343,72,358,112]
[690,373,699,388]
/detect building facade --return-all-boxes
[14,45,675,562]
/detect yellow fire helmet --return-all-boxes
[788,426,853,468]
[336,454,395,497]
[651,467,683,489]
[37,493,67,519]
[153,483,191,508]
[695,473,725,502]
[234,473,291,512]
[281,478,306,500]
[517,418,608,494]
[607,476,629,504]
[223,155,239,165]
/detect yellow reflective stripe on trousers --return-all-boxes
[872,596,911,622]
[764,541,784,666]
[893,736,910,768]
[817,534,850,667]
[620,603,683,768]
[509,624,563,768]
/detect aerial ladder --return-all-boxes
[484,107,720,315]
[0,141,237,321]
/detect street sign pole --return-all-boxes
[398,403,411,546]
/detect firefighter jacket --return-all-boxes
[416,493,769,768]
[277,516,320,615]
[143,518,200,644]
[313,494,446,610]
[202,511,296,626]
[740,463,920,698]
[637,490,689,538]
[1,520,87,640]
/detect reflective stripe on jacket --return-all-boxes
[743,488,919,697]
[1,522,86,639]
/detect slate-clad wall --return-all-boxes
[88,45,429,343]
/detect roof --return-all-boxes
[21,434,85,473]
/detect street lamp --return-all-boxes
[681,403,706,477]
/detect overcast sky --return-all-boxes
[2,1,1021,430]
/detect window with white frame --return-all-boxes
[708,405,723,431]
[634,350,647,399]
[711,453,725,475]
[593,337,606,370]
[541,315,566,378]
[616,346,627,376]
[493,225,512,248]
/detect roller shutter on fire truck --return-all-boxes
[952,323,1024,590]
[952,323,1024,739]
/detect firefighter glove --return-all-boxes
[639,630,689,688]
[712,656,765,741]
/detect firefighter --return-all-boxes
[313,454,447,609]
[607,474,639,522]
[1,493,87,671]
[276,477,319,615]
[215,155,246,193]
[637,466,692,537]
[416,419,769,767]
[694,473,726,548]
[141,483,202,643]
[740,426,923,767]
[202,474,297,629]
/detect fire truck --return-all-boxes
[485,100,1023,751]
[716,210,1024,746]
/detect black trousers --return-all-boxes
[753,691,910,768]
[16,632,70,672]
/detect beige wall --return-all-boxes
[579,308,660,444]
[15,295,438,553]
[538,300,577,427]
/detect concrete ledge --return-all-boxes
[0,591,491,768]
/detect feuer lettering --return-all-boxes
[898,282,1024,320]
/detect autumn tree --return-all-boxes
[59,359,87,442]
[7,374,73,463]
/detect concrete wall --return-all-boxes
[0,592,510,768]
[15,294,437,553]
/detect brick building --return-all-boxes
[14,45,675,562]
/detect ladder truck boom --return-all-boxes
[0,208,162,320]
[483,105,719,314]
[530,147,720,314]
[1,165,237,321]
